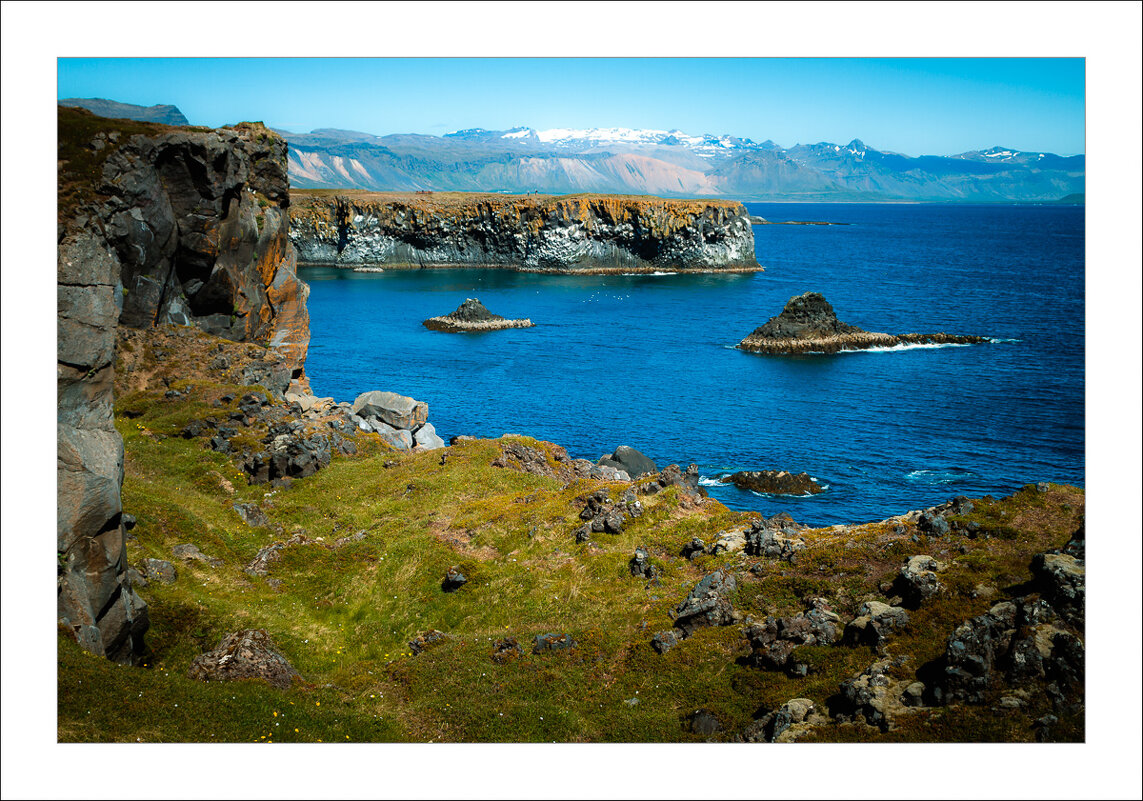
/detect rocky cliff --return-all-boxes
[289,191,759,273]
[56,106,311,662]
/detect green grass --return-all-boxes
[57,367,1085,742]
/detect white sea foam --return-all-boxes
[352,266,385,273]
[698,476,726,487]
[841,342,976,353]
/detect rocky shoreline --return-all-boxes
[737,291,990,355]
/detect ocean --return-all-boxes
[298,202,1084,526]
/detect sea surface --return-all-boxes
[299,203,1084,526]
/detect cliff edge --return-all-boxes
[289,190,760,273]
[57,106,311,662]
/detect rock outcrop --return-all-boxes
[720,469,824,495]
[187,629,300,689]
[737,292,989,355]
[423,298,534,332]
[289,191,760,274]
[57,106,312,661]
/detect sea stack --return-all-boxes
[736,292,989,355]
[423,298,535,333]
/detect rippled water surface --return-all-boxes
[300,203,1084,525]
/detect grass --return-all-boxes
[57,328,1085,742]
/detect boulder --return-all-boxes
[689,709,722,736]
[836,658,897,731]
[639,463,705,501]
[172,543,222,567]
[895,555,946,606]
[843,601,909,647]
[651,629,682,654]
[743,598,841,675]
[442,566,468,592]
[187,629,300,689]
[532,633,577,654]
[371,421,414,451]
[351,390,428,431]
[413,422,446,450]
[490,637,524,663]
[140,558,177,584]
[629,547,659,579]
[673,569,739,636]
[742,698,817,742]
[409,630,450,656]
[744,520,805,561]
[233,502,269,528]
[597,446,657,479]
[1032,551,1085,626]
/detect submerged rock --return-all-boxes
[737,292,989,355]
[423,298,534,332]
[721,469,824,495]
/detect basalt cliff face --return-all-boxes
[56,107,311,662]
[289,191,759,273]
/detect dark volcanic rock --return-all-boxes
[491,440,584,483]
[744,520,806,561]
[1031,551,1085,626]
[932,597,1084,707]
[673,569,739,637]
[490,637,524,663]
[187,629,300,689]
[743,598,841,675]
[737,292,989,355]
[532,632,577,654]
[842,601,910,647]
[754,292,861,340]
[689,709,723,736]
[894,555,947,607]
[423,298,534,332]
[742,698,816,742]
[442,566,468,592]
[721,469,824,495]
[409,629,450,656]
[597,446,657,479]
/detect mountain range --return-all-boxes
[56,99,1084,201]
[281,125,1084,202]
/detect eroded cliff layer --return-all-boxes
[57,106,311,662]
[289,190,760,273]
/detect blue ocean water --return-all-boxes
[299,203,1084,526]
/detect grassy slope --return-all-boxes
[58,330,1084,743]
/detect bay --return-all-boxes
[299,202,1085,526]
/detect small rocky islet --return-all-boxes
[721,470,825,496]
[423,298,534,332]
[737,291,990,355]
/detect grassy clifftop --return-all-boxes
[58,325,1084,743]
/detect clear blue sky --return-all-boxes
[58,57,1084,156]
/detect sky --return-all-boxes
[56,57,1086,157]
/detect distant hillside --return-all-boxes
[279,125,1086,203]
[59,97,189,126]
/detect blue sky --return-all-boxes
[57,57,1085,156]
